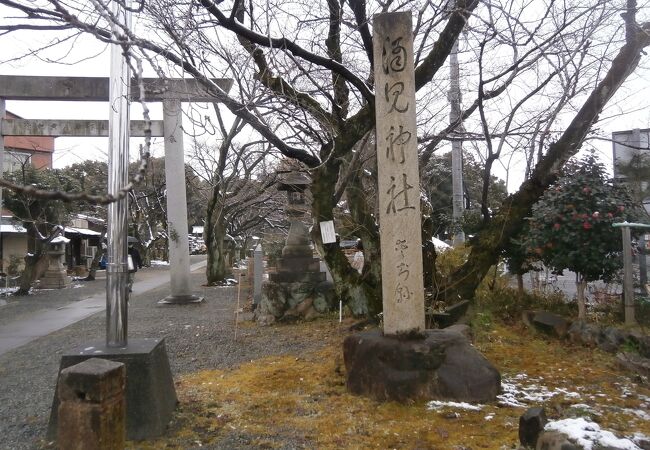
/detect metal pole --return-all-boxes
[106,0,131,347]
[0,99,5,271]
[449,38,465,245]
[622,225,636,326]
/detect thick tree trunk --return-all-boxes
[517,274,524,295]
[310,140,382,317]
[206,230,228,284]
[83,250,102,281]
[84,230,107,281]
[442,28,650,302]
[205,207,229,284]
[14,254,45,296]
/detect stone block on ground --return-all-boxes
[343,329,500,403]
[567,321,602,347]
[429,300,470,328]
[531,311,571,339]
[616,351,650,378]
[535,431,578,450]
[618,330,650,358]
[48,338,177,441]
[58,358,125,450]
[519,407,547,448]
[598,327,627,353]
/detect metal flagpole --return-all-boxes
[106,0,131,348]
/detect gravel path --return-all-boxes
[0,265,317,450]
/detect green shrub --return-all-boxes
[475,284,573,322]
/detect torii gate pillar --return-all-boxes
[159,99,202,304]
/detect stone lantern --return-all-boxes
[39,236,71,289]
[256,171,335,324]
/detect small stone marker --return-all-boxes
[518,407,547,448]
[253,244,263,306]
[57,358,125,450]
[373,11,425,335]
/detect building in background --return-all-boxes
[0,110,55,273]
[3,110,54,171]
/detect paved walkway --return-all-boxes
[0,257,207,356]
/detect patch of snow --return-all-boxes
[484,414,495,421]
[545,418,641,450]
[556,388,581,398]
[626,409,650,420]
[498,374,587,408]
[570,404,594,410]
[150,260,170,266]
[426,400,482,411]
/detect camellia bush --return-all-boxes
[523,153,639,319]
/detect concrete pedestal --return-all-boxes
[48,338,177,441]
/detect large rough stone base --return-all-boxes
[48,338,177,441]
[257,279,335,324]
[343,329,501,403]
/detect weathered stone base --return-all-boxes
[158,294,204,304]
[57,358,126,450]
[48,338,177,441]
[38,270,71,289]
[343,329,501,403]
[256,279,335,324]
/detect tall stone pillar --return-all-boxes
[159,99,202,304]
[373,11,425,336]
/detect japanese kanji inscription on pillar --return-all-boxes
[373,11,425,335]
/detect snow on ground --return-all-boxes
[0,287,17,296]
[150,260,170,266]
[426,400,483,411]
[495,372,649,449]
[545,418,641,450]
[497,373,578,407]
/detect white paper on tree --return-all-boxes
[320,220,336,244]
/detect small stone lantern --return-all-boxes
[39,236,71,289]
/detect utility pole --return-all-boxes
[449,38,465,246]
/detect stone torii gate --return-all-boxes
[0,74,232,439]
[0,75,232,307]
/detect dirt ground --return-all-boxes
[129,318,650,449]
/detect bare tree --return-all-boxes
[188,107,282,284]
[2,0,650,315]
